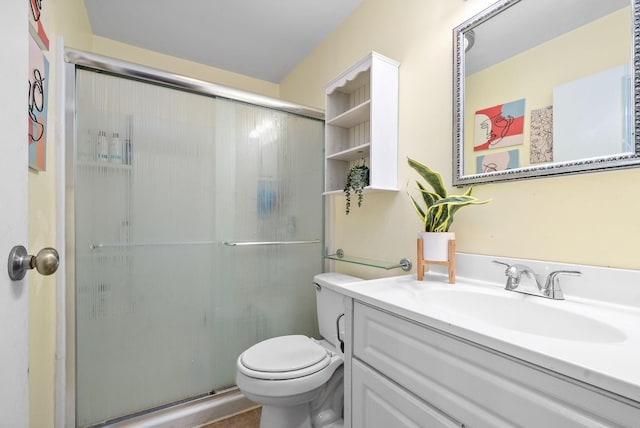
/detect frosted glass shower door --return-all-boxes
[74,70,323,427]
[211,99,325,381]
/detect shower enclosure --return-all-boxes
[66,52,324,427]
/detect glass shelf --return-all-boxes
[325,249,412,271]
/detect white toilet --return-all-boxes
[236,272,362,428]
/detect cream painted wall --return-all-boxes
[27,0,91,425]
[280,0,640,278]
[90,37,280,99]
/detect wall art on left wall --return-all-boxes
[28,33,48,171]
[29,0,49,50]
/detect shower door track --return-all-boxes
[64,49,324,120]
[62,48,325,428]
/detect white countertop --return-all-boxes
[321,263,640,404]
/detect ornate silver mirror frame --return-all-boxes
[453,0,640,186]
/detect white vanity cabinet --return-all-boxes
[324,52,399,194]
[345,301,640,428]
[351,359,462,427]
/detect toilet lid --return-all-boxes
[239,335,331,380]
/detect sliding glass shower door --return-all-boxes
[73,69,323,426]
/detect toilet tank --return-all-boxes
[313,273,362,350]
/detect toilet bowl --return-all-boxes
[235,273,362,428]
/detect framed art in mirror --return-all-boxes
[453,0,640,186]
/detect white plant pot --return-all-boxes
[419,232,455,262]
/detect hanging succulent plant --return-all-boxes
[344,163,369,214]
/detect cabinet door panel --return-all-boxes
[353,302,640,427]
[352,359,462,428]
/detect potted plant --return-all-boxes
[344,163,369,214]
[407,157,490,260]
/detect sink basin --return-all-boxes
[418,288,626,343]
[332,270,640,405]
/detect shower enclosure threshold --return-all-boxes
[102,387,256,428]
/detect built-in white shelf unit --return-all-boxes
[324,52,399,195]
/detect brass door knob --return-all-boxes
[7,245,60,281]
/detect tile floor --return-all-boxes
[199,406,261,428]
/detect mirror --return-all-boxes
[453,0,640,186]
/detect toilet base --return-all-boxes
[259,403,312,428]
[254,366,344,428]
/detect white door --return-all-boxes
[0,0,30,426]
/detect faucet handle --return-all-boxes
[492,260,520,289]
[492,260,517,277]
[492,260,510,269]
[543,270,582,299]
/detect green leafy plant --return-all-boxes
[344,164,369,214]
[407,157,490,232]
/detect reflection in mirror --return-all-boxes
[453,0,640,186]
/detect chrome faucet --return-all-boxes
[542,270,581,299]
[492,260,581,300]
[492,260,542,291]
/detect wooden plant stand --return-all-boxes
[417,238,456,284]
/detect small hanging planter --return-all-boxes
[344,163,369,215]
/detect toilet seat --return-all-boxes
[238,335,332,380]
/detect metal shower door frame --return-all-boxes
[62,49,325,427]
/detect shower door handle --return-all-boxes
[223,239,321,246]
[8,245,60,281]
